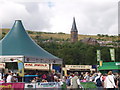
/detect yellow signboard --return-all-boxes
[65,65,92,69]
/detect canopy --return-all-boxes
[0,20,61,63]
[98,62,120,70]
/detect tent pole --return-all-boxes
[60,63,63,79]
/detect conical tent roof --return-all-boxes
[0,20,60,60]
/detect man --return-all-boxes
[104,71,116,89]
[94,73,103,89]
[71,72,81,89]
[6,71,13,83]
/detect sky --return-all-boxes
[0,0,119,35]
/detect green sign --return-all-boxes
[97,50,101,61]
[110,48,115,61]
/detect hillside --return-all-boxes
[0,28,119,41]
[0,28,120,64]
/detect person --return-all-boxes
[66,73,73,86]
[71,72,81,89]
[12,74,18,82]
[6,71,13,83]
[94,73,103,89]
[0,72,2,80]
[117,74,120,89]
[42,74,47,80]
[104,71,116,89]
[84,72,90,82]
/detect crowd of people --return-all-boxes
[65,71,120,89]
[0,70,120,89]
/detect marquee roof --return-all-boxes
[0,20,60,61]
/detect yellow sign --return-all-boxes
[99,61,103,66]
[65,65,92,69]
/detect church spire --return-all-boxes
[71,17,78,31]
[70,17,78,42]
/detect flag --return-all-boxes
[97,50,101,61]
[17,60,24,77]
[110,48,115,61]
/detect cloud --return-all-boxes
[0,0,119,35]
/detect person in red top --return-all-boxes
[42,74,47,80]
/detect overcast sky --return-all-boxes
[0,0,119,35]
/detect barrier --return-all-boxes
[0,83,24,90]
[81,82,97,88]
[0,82,97,89]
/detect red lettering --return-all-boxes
[25,64,33,66]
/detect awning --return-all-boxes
[98,62,120,70]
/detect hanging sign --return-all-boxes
[24,63,49,70]
[97,50,101,61]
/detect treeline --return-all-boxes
[27,30,65,34]
[37,41,120,65]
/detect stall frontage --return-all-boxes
[98,62,120,73]
[0,20,62,78]
[63,65,95,76]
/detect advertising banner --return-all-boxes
[25,83,36,88]
[110,48,115,61]
[36,82,60,88]
[0,83,24,90]
[17,60,24,77]
[24,63,49,70]
[97,50,101,61]
[65,65,92,69]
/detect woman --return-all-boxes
[104,71,116,90]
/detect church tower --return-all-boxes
[71,17,78,42]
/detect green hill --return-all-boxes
[0,28,119,41]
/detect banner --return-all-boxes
[110,48,115,61]
[24,63,49,70]
[25,83,36,88]
[65,65,92,69]
[97,50,101,61]
[17,60,24,77]
[36,82,60,88]
[0,83,24,90]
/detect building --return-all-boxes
[71,17,78,42]
[80,37,99,45]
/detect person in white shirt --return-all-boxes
[6,72,13,83]
[104,71,116,89]
[0,72,2,80]
[71,72,81,88]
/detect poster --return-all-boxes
[17,60,24,77]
